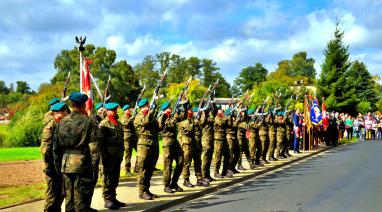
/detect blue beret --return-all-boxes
[105,102,119,110]
[193,107,198,113]
[247,109,255,115]
[224,108,232,116]
[216,105,222,110]
[160,101,171,111]
[122,104,130,111]
[138,98,149,107]
[277,111,284,116]
[69,92,88,103]
[50,102,67,112]
[48,97,60,106]
[95,102,104,110]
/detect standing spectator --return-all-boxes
[345,115,353,140]
[338,115,345,142]
[376,115,381,140]
[353,117,360,139]
[365,115,373,140]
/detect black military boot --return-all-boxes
[204,176,214,182]
[139,192,153,200]
[183,179,194,188]
[232,168,240,173]
[104,199,120,210]
[170,183,184,192]
[195,178,209,186]
[113,198,126,207]
[164,186,174,193]
[147,190,158,198]
[222,170,233,178]
[214,172,224,179]
[269,156,278,161]
[276,155,284,160]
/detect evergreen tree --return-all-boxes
[317,23,351,110]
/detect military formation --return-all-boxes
[40,71,302,211]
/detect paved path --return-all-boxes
[170,141,382,212]
[1,148,325,211]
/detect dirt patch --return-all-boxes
[0,160,44,187]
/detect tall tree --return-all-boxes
[287,52,316,79]
[0,80,9,94]
[135,55,160,97]
[317,23,351,110]
[16,81,31,94]
[234,63,268,93]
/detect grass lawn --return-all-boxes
[340,137,358,144]
[0,147,41,162]
[0,183,45,208]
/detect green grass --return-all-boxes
[0,147,41,162]
[340,137,358,144]
[0,183,45,208]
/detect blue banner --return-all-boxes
[310,99,322,125]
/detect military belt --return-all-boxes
[64,149,83,154]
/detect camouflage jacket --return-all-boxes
[99,117,124,158]
[285,117,293,133]
[91,114,103,125]
[120,115,137,141]
[248,120,259,139]
[53,112,100,174]
[177,118,194,145]
[226,116,238,138]
[258,116,268,136]
[214,116,226,141]
[133,110,158,146]
[194,119,202,138]
[40,118,56,171]
[158,114,177,146]
[237,115,247,138]
[199,111,214,141]
[276,117,286,137]
[267,115,276,135]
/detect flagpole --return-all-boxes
[76,36,86,92]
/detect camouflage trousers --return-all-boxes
[124,138,138,174]
[102,155,123,200]
[213,139,230,174]
[43,174,64,212]
[63,173,94,212]
[283,131,292,155]
[227,135,240,170]
[259,135,269,162]
[182,142,203,179]
[163,142,183,187]
[249,136,262,164]
[267,133,276,159]
[201,136,214,178]
[192,136,203,179]
[237,136,251,167]
[137,144,158,194]
[276,135,286,157]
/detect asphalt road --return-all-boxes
[170,141,382,212]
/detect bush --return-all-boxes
[3,105,44,147]
[3,84,64,147]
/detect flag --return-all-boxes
[304,95,312,131]
[310,99,322,125]
[322,99,329,130]
[80,57,93,113]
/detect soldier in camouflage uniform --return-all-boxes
[192,108,209,186]
[275,112,287,159]
[257,111,269,166]
[99,102,126,209]
[92,102,105,186]
[177,101,197,187]
[200,108,215,182]
[43,98,60,126]
[53,92,99,212]
[237,108,251,170]
[41,101,68,212]
[267,113,277,162]
[247,109,261,169]
[121,104,138,175]
[158,101,184,193]
[133,98,159,200]
[213,106,233,178]
[225,108,240,173]
[282,111,293,157]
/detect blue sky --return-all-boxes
[0,0,381,90]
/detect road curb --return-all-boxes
[144,146,336,212]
